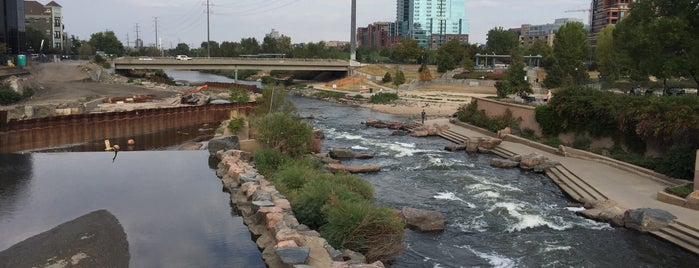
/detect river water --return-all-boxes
[289,94,699,267]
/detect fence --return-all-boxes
[0,103,255,153]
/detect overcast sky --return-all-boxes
[61,0,590,48]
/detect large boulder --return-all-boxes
[465,138,481,153]
[519,153,548,169]
[490,158,520,168]
[686,190,699,210]
[444,144,467,152]
[479,137,503,150]
[400,207,445,232]
[623,208,677,232]
[328,148,373,159]
[275,247,310,265]
[208,135,240,156]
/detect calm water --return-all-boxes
[0,151,264,267]
[290,95,699,267]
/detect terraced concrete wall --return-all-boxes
[473,97,542,135]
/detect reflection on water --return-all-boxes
[0,151,264,267]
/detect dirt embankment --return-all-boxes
[2,61,183,119]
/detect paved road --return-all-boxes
[427,118,699,227]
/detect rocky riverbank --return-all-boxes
[212,149,385,268]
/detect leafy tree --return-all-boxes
[524,40,553,68]
[615,0,699,92]
[78,42,94,56]
[544,22,589,88]
[25,26,47,53]
[262,35,292,56]
[240,37,261,55]
[596,25,620,82]
[219,41,240,57]
[88,31,125,56]
[508,48,531,92]
[254,83,296,116]
[172,43,190,56]
[392,38,422,63]
[436,39,466,72]
[486,27,520,54]
[69,35,81,56]
[198,41,220,57]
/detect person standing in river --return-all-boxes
[421,109,426,124]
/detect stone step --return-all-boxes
[438,130,466,144]
[545,168,585,202]
[546,165,607,203]
[491,146,516,159]
[651,222,699,255]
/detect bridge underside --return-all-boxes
[113,58,351,72]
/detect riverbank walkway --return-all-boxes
[425,117,699,255]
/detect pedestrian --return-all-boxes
[546,90,552,102]
[421,109,426,124]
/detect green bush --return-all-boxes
[369,92,399,104]
[253,113,312,157]
[665,183,694,198]
[252,148,289,176]
[353,94,364,99]
[292,175,369,229]
[456,101,522,132]
[229,88,250,103]
[321,199,405,263]
[494,81,513,98]
[382,72,392,83]
[653,146,697,180]
[544,137,564,148]
[0,88,22,105]
[571,136,592,150]
[227,117,245,133]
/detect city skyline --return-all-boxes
[59,0,591,48]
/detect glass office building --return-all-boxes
[0,0,26,54]
[396,0,468,48]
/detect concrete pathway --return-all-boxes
[425,117,699,254]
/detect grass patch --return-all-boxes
[313,90,346,99]
[665,183,694,198]
[369,92,399,104]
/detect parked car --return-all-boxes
[664,87,685,96]
[176,55,192,61]
[138,56,154,61]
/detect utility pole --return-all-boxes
[154,17,159,51]
[207,0,211,58]
[135,23,141,49]
[350,0,356,61]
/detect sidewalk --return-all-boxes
[426,117,699,254]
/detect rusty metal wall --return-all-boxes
[0,103,256,153]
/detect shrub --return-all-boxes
[22,87,35,99]
[382,72,392,83]
[321,199,405,263]
[353,94,364,99]
[252,148,289,176]
[369,92,399,104]
[456,101,521,132]
[227,117,245,133]
[292,175,369,229]
[252,113,312,157]
[313,90,345,100]
[0,88,22,105]
[229,88,250,103]
[494,81,513,98]
[571,136,592,150]
[544,137,564,148]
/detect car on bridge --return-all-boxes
[176,55,192,61]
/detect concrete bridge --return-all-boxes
[113,57,355,72]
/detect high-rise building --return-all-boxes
[395,0,469,48]
[515,18,583,47]
[0,0,27,54]
[589,0,632,44]
[357,22,401,49]
[24,1,65,52]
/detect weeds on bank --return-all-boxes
[252,148,404,262]
[369,92,399,104]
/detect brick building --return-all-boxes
[589,0,632,45]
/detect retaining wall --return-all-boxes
[0,103,255,153]
[472,97,542,136]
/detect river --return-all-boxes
[288,94,699,267]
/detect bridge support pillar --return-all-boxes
[234,68,238,83]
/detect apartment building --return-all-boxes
[515,18,583,47]
[24,0,65,52]
[357,22,401,49]
[395,0,469,49]
[589,0,633,44]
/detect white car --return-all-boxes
[176,55,192,60]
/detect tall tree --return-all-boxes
[524,39,553,68]
[435,39,466,72]
[173,43,190,56]
[240,38,261,55]
[25,26,47,53]
[544,22,590,88]
[392,37,422,63]
[595,25,619,82]
[486,27,520,54]
[219,41,240,57]
[615,0,699,92]
[88,31,125,56]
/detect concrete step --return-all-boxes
[438,130,467,144]
[545,168,585,202]
[651,222,699,255]
[546,165,608,203]
[491,146,517,159]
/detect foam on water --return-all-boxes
[434,192,476,208]
[466,176,523,192]
[452,215,489,233]
[474,191,501,199]
[351,145,369,150]
[489,202,573,232]
[459,246,517,268]
[565,206,586,212]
